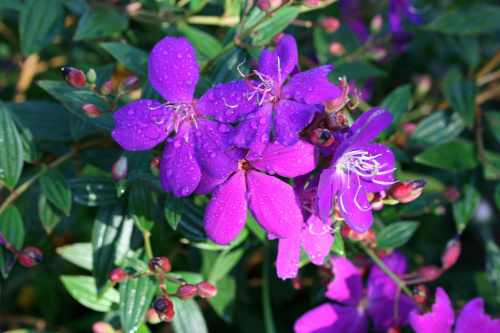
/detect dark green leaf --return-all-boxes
[7,110,37,164]
[69,177,120,206]
[331,233,345,257]
[253,7,300,44]
[208,247,245,284]
[57,243,93,270]
[486,240,500,303]
[70,113,95,140]
[74,7,128,40]
[178,26,222,59]
[485,111,500,144]
[171,298,208,333]
[209,47,251,84]
[19,0,65,56]
[445,35,480,69]
[119,275,156,333]
[39,170,72,215]
[129,180,155,232]
[381,84,411,136]
[414,140,477,172]
[376,221,419,249]
[495,183,500,211]
[452,184,480,232]
[38,193,64,234]
[444,71,476,126]
[164,192,184,231]
[100,42,148,77]
[208,275,236,323]
[63,0,89,15]
[177,198,207,242]
[245,211,267,243]
[0,205,24,278]
[0,101,23,189]
[141,79,163,101]
[484,150,500,180]
[427,4,500,35]
[407,110,465,147]
[60,275,119,312]
[332,61,387,80]
[0,0,23,10]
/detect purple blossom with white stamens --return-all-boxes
[316,107,396,233]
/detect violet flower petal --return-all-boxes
[112,99,172,150]
[326,257,364,304]
[273,100,316,146]
[246,170,302,239]
[316,168,340,222]
[454,298,500,333]
[276,234,301,280]
[204,171,247,245]
[148,37,199,103]
[258,34,298,85]
[347,107,393,153]
[301,215,334,265]
[281,65,342,104]
[360,143,396,193]
[338,173,373,233]
[294,303,368,333]
[251,139,317,178]
[367,293,415,331]
[410,287,455,333]
[195,168,226,195]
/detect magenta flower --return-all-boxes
[294,251,415,333]
[316,107,396,233]
[202,139,317,245]
[410,287,500,333]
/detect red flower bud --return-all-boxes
[321,17,340,33]
[292,277,303,290]
[149,257,171,273]
[151,157,161,177]
[109,268,127,282]
[386,327,401,333]
[119,76,140,92]
[329,41,345,56]
[92,322,115,333]
[310,128,334,146]
[177,284,198,300]
[272,33,285,46]
[391,179,426,203]
[153,297,173,315]
[158,308,175,322]
[61,67,87,88]
[101,81,113,95]
[18,247,43,267]
[112,156,128,181]
[441,236,461,270]
[197,281,218,298]
[82,103,102,118]
[270,0,282,8]
[400,122,416,134]
[417,265,442,282]
[443,186,460,202]
[412,284,429,305]
[303,0,320,8]
[256,0,271,11]
[342,225,370,241]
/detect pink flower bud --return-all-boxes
[400,122,416,134]
[303,0,320,8]
[310,128,334,146]
[119,76,140,92]
[386,327,401,333]
[433,205,446,216]
[272,33,285,46]
[256,0,271,11]
[414,74,431,97]
[101,81,113,95]
[370,14,383,33]
[158,309,175,322]
[153,297,173,315]
[321,17,340,33]
[329,41,345,56]
[145,308,161,324]
[325,77,349,113]
[109,268,127,282]
[92,322,115,333]
[391,182,413,199]
[112,156,128,181]
[417,265,442,282]
[82,103,102,118]
[391,179,426,203]
[18,247,42,267]
[292,277,303,290]
[177,284,197,300]
[149,257,171,273]
[151,157,161,177]
[270,0,282,8]
[61,67,87,88]
[441,236,461,270]
[197,281,218,298]
[412,284,429,305]
[443,186,460,202]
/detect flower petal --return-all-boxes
[246,170,302,239]
[316,169,340,222]
[196,80,260,123]
[367,293,416,331]
[455,297,500,333]
[294,303,368,333]
[204,171,247,245]
[326,257,364,304]
[251,139,317,178]
[195,168,226,195]
[301,215,334,265]
[409,287,455,333]
[360,143,396,193]
[347,107,393,152]
[159,124,201,198]
[112,99,172,150]
[281,65,342,104]
[195,118,239,179]
[273,100,316,146]
[276,234,301,280]
[258,34,298,85]
[338,173,373,233]
[148,37,199,102]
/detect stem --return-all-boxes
[143,230,154,260]
[165,274,186,285]
[262,247,276,333]
[476,48,500,79]
[90,85,113,109]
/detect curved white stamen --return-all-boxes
[308,223,334,236]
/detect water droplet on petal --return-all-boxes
[259,117,266,125]
[260,133,269,144]
[250,121,258,129]
[210,152,217,159]
[127,109,134,115]
[181,187,190,195]
[166,169,173,179]
[174,140,182,148]
[307,87,313,92]
[208,93,214,101]
[177,53,182,59]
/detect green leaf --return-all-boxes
[100,42,148,77]
[444,71,476,126]
[0,206,24,278]
[452,183,481,232]
[119,275,156,333]
[208,275,236,323]
[381,84,411,136]
[486,240,500,303]
[407,110,465,147]
[0,0,23,10]
[331,233,345,257]
[177,198,207,242]
[38,193,63,234]
[39,170,72,215]
[485,111,500,144]
[208,247,245,284]
[69,177,120,206]
[164,192,184,231]
[178,26,222,59]
[63,0,89,15]
[332,61,387,80]
[60,275,119,312]
[253,7,300,44]
[445,35,480,70]
[376,221,419,249]
[171,298,208,333]
[7,111,37,164]
[495,182,500,211]
[74,7,128,40]
[129,180,155,232]
[181,227,248,251]
[19,0,65,56]
[414,140,477,172]
[484,150,500,181]
[209,47,251,85]
[0,101,24,189]
[427,4,500,35]
[57,243,93,271]
[245,211,267,243]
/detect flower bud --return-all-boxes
[112,156,128,181]
[325,77,349,113]
[256,0,271,11]
[325,111,348,130]
[87,68,97,84]
[412,284,429,305]
[292,277,303,290]
[310,128,334,146]
[109,268,127,282]
[386,327,401,333]
[177,284,198,300]
[270,0,282,8]
[145,308,161,324]
[153,297,173,315]
[158,308,175,322]
[370,14,383,33]
[92,322,115,333]
[82,103,102,118]
[400,122,416,134]
[303,0,320,8]
[61,67,86,88]
[391,179,426,203]
[149,257,171,273]
[433,205,446,216]
[342,225,370,241]
[18,247,42,267]
[197,281,218,298]
[272,33,285,46]
[417,265,442,282]
[443,186,460,203]
[329,41,345,56]
[119,76,140,92]
[321,17,340,33]
[101,81,113,95]
[151,157,161,177]
[441,236,461,270]
[414,74,431,97]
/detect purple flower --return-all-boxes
[389,0,423,50]
[112,37,241,198]
[316,107,396,233]
[203,139,317,245]
[410,287,500,333]
[294,251,415,333]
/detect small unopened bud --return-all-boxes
[149,257,171,273]
[443,186,460,203]
[177,284,197,300]
[87,68,97,84]
[433,205,446,216]
[119,76,140,92]
[256,0,271,10]
[441,236,461,270]
[342,225,370,241]
[270,0,282,8]
[112,156,128,181]
[386,327,401,333]
[153,297,173,314]
[151,157,161,177]
[391,180,426,203]
[101,81,113,95]
[61,67,86,88]
[272,33,285,46]
[197,281,218,298]
[303,0,320,8]
[325,111,348,130]
[412,284,429,305]
[109,268,127,282]
[292,277,303,290]
[329,41,345,56]
[18,247,43,267]
[158,309,175,322]
[310,128,334,146]
[92,322,115,333]
[400,122,416,134]
[417,265,442,282]
[370,14,383,33]
[321,17,340,33]
[145,308,161,324]
[414,74,431,97]
[82,103,102,118]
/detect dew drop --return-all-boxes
[307,87,313,92]
[174,140,182,148]
[177,53,182,59]
[208,93,214,101]
[127,109,135,115]
[166,169,173,179]
[260,133,269,144]
[250,121,258,129]
[181,187,190,195]
[259,117,266,125]
[210,152,217,159]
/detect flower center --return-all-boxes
[337,150,384,179]
[149,101,198,134]
[238,57,284,106]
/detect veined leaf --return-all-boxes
[39,169,72,215]
[0,101,24,189]
[0,206,25,278]
[60,275,119,312]
[376,221,419,249]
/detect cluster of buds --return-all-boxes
[342,225,376,246]
[0,232,43,268]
